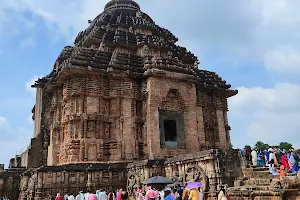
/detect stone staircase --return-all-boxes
[228,165,281,191]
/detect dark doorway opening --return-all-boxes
[164,120,177,142]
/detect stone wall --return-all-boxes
[19,163,127,200]
[27,133,45,169]
[126,149,241,192]
[46,74,147,165]
[217,149,243,187]
[0,168,26,200]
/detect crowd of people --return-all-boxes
[242,146,300,177]
[53,184,206,200]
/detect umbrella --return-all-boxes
[146,176,174,191]
[185,182,202,189]
[167,181,180,187]
[146,176,173,184]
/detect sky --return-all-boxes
[0,0,300,166]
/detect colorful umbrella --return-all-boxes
[185,182,202,189]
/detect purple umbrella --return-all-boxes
[185,182,202,189]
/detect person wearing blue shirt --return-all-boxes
[163,187,175,200]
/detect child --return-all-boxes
[279,165,287,185]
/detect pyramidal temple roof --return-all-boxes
[32,0,238,97]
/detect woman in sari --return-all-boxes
[288,151,298,173]
[257,151,265,166]
[281,152,290,170]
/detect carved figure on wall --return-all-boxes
[184,165,208,191]
[127,174,137,190]
[141,45,150,57]
[104,123,110,140]
[103,102,110,115]
[26,174,36,199]
[87,121,95,138]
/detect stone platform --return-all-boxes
[17,149,242,199]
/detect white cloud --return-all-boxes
[265,47,300,74]
[1,0,300,72]
[229,83,300,149]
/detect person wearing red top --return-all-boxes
[281,153,291,170]
[55,193,62,200]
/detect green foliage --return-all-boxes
[253,141,293,151]
[254,141,269,151]
[278,142,293,150]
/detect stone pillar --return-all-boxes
[196,106,205,150]
[146,78,160,159]
[216,110,227,150]
[122,97,134,160]
[33,88,43,138]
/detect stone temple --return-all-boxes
[0,0,250,199]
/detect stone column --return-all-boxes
[196,106,205,150]
[33,88,43,138]
[122,97,134,160]
[216,110,227,150]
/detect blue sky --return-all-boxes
[1,0,300,166]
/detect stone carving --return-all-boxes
[127,173,137,190]
[184,165,208,191]
[141,45,150,57]
[104,123,110,140]
[103,101,110,116]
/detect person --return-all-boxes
[281,152,290,170]
[217,190,227,200]
[56,193,63,200]
[163,187,175,200]
[264,149,270,166]
[76,191,82,200]
[280,165,287,184]
[257,151,264,166]
[145,186,157,200]
[176,185,183,200]
[245,146,251,161]
[100,190,107,200]
[288,150,299,173]
[199,189,203,200]
[108,191,116,200]
[117,189,123,200]
[171,189,178,199]
[251,149,257,166]
[84,191,91,200]
[64,194,70,200]
[88,194,98,200]
[268,149,275,174]
[182,188,189,200]
[68,195,75,200]
[137,189,144,200]
[188,188,199,200]
[159,190,165,200]
[121,191,129,200]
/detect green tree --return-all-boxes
[254,141,269,151]
[278,142,293,150]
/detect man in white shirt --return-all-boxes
[268,149,275,173]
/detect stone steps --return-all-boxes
[244,178,271,186]
[252,166,269,171]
